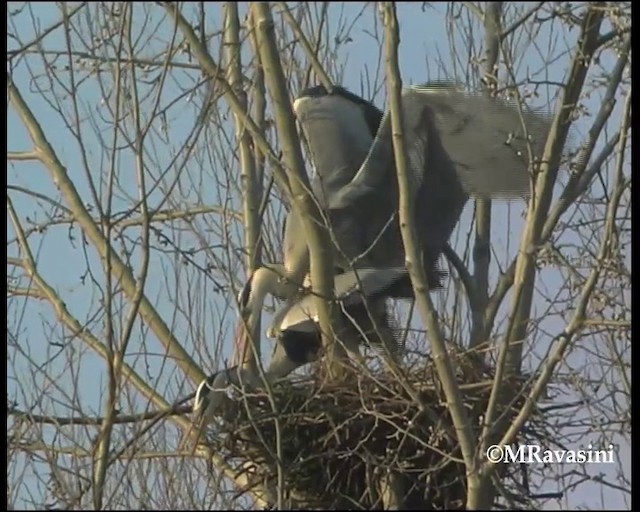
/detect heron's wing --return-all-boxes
[294,92,390,270]
[333,267,408,300]
[327,93,429,210]
[269,267,407,333]
[408,84,553,199]
[294,93,377,207]
[329,83,553,210]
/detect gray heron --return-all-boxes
[193,82,552,422]
[193,267,405,424]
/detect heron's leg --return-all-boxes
[335,324,363,359]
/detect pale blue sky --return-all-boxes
[7,2,630,509]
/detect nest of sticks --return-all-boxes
[205,354,535,510]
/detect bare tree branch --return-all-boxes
[380,3,480,508]
[7,75,206,387]
[481,1,607,455]
[252,2,345,378]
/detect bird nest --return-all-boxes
[204,356,533,510]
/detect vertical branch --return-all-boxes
[224,3,263,375]
[247,16,267,220]
[480,2,606,455]
[502,4,605,371]
[225,3,262,275]
[250,3,345,378]
[469,1,502,350]
[380,3,481,508]
[92,5,129,507]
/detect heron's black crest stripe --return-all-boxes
[279,329,322,365]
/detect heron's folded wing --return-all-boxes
[327,91,429,210]
[270,267,407,334]
[334,267,409,301]
[295,92,379,208]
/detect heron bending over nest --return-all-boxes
[194,267,407,424]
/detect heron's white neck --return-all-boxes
[236,264,297,368]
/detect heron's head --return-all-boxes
[192,370,236,427]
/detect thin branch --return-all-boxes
[469,1,502,351]
[381,4,479,508]
[9,404,192,426]
[7,151,40,161]
[7,2,87,61]
[275,2,333,89]
[7,194,186,428]
[162,2,293,201]
[251,2,343,377]
[500,2,545,39]
[225,3,263,276]
[7,74,206,387]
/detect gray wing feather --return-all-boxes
[330,84,553,210]
[328,96,428,210]
[274,267,407,333]
[294,94,376,207]
[291,91,382,271]
[407,84,552,198]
